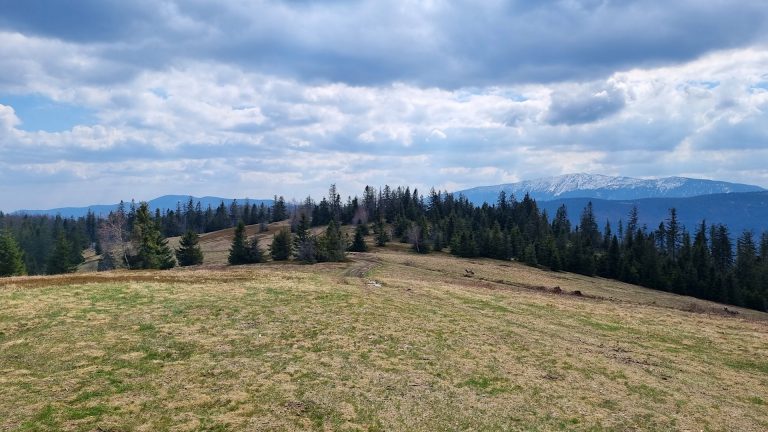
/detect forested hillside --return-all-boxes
[2,185,767,311]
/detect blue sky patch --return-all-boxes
[0,94,96,132]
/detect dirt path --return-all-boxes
[342,253,381,278]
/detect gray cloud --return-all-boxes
[1,1,767,87]
[1,1,768,210]
[546,83,626,125]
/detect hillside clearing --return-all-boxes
[2,246,767,431]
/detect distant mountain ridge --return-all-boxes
[14,195,273,218]
[456,173,765,203]
[537,192,768,236]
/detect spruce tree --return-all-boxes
[246,236,264,263]
[294,213,311,249]
[294,213,317,263]
[47,233,76,274]
[0,230,26,276]
[270,229,292,261]
[349,225,368,252]
[374,219,389,247]
[271,196,288,222]
[735,231,759,305]
[665,208,681,260]
[176,231,204,266]
[229,221,250,265]
[318,220,346,262]
[132,203,176,270]
[451,231,478,258]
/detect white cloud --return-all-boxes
[2,33,768,209]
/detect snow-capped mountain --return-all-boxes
[455,173,765,204]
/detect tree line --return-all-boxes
[1,185,767,311]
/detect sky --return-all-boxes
[1,0,768,211]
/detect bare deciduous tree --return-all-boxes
[98,210,131,269]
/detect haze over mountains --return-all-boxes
[455,173,765,203]
[15,195,273,219]
[12,173,768,235]
[455,174,768,235]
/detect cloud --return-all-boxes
[546,82,626,125]
[1,2,768,210]
[2,1,768,87]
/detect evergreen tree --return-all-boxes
[176,231,204,266]
[270,229,292,261]
[691,221,712,298]
[409,217,430,254]
[294,213,316,263]
[522,243,538,266]
[0,230,26,276]
[665,208,681,260]
[47,233,76,274]
[374,219,389,247]
[246,235,264,264]
[736,231,760,308]
[317,220,346,262]
[349,225,368,252]
[271,196,288,222]
[132,203,176,270]
[451,231,479,258]
[229,221,250,265]
[579,202,600,250]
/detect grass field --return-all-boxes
[2,228,768,431]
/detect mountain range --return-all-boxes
[536,192,768,236]
[14,195,273,218]
[455,173,765,203]
[11,174,768,235]
[455,174,768,235]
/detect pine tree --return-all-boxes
[0,230,26,276]
[176,231,204,266]
[47,233,76,274]
[270,229,292,261]
[349,225,368,252]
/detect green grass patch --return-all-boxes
[17,404,62,431]
[458,376,517,395]
[726,359,768,375]
[66,404,110,420]
[626,383,668,404]
[450,293,511,313]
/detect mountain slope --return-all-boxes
[14,195,273,218]
[457,173,765,203]
[2,245,767,430]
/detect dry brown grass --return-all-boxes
[2,244,767,431]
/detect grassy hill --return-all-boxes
[3,224,768,431]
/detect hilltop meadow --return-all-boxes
[1,224,767,431]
